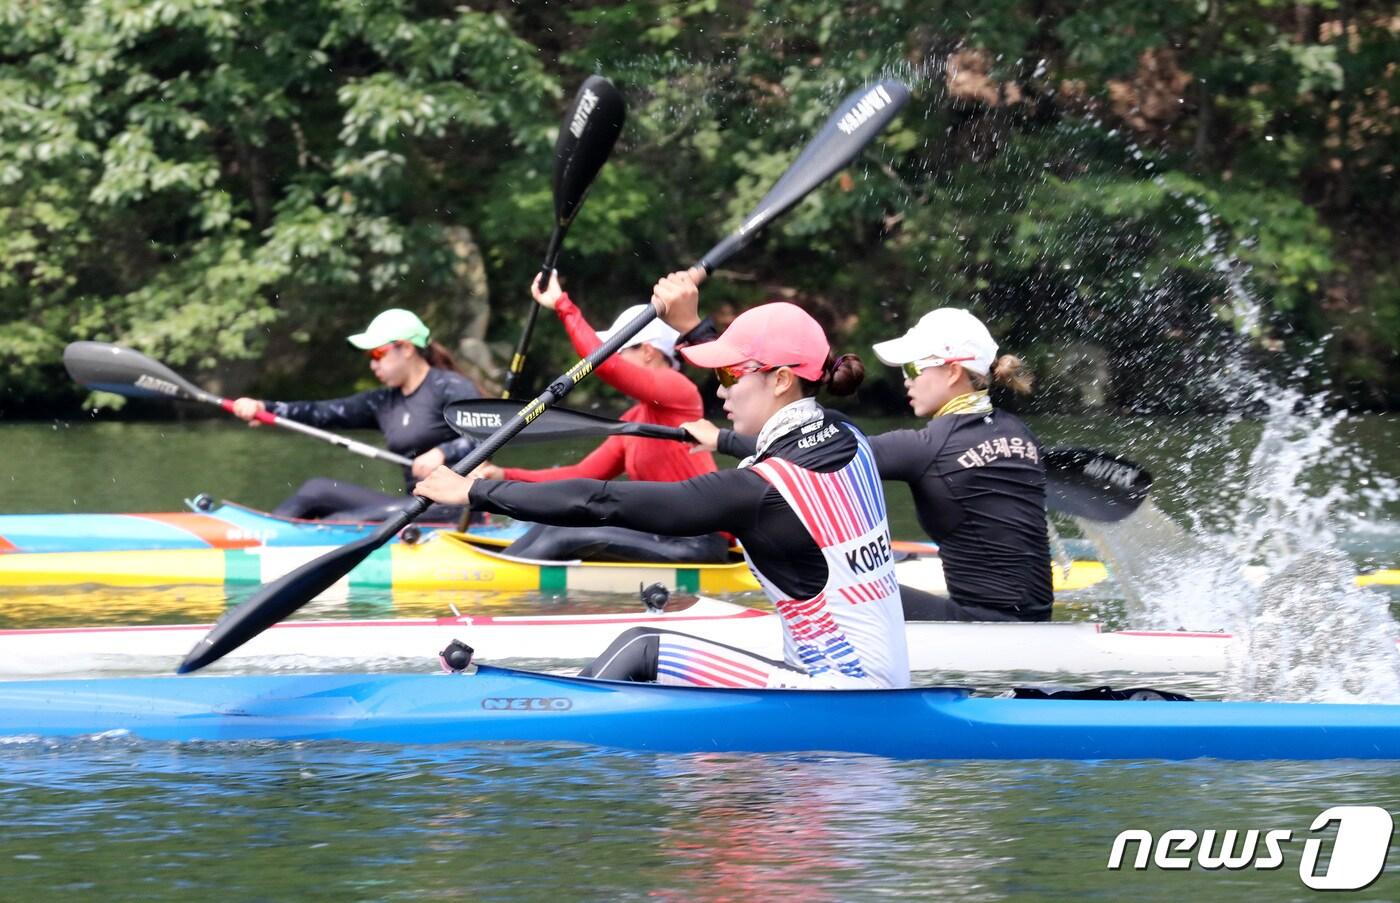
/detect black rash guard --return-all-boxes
[719,411,1053,616]
[469,408,861,600]
[269,368,480,491]
[866,412,1051,614]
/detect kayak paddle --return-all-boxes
[63,341,412,467]
[1043,448,1153,523]
[178,78,910,674]
[444,398,689,444]
[502,75,626,399]
[444,399,1153,523]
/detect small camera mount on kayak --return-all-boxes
[399,524,424,545]
[439,639,475,673]
[639,582,670,613]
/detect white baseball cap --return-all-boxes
[871,308,998,375]
[597,304,680,361]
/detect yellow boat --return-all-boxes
[0,530,1121,597]
[1357,569,1400,588]
[0,531,764,595]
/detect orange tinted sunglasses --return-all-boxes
[714,362,799,388]
[366,342,399,361]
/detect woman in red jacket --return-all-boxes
[479,271,728,563]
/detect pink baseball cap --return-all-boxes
[679,302,830,381]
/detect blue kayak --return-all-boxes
[2,666,1398,760]
[0,496,526,554]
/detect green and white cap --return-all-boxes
[347,309,431,349]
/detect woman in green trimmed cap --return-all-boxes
[231,309,482,522]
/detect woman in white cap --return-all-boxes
[471,271,728,563]
[416,272,909,690]
[230,308,482,522]
[867,308,1053,621]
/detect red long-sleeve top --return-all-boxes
[501,294,719,484]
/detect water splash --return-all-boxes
[1078,376,1400,702]
[1077,502,1253,635]
[1231,548,1400,702]
[1218,386,1400,701]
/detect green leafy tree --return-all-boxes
[2,0,1397,414]
[0,0,557,409]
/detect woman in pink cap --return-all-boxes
[416,272,909,690]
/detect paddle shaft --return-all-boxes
[451,399,1147,519]
[170,380,413,467]
[246,406,412,467]
[501,228,562,399]
[444,398,691,444]
[541,419,685,441]
[452,402,1145,522]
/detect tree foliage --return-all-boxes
[2,0,1397,414]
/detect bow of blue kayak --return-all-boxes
[1,666,1399,760]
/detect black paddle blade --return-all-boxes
[511,75,626,393]
[446,397,609,443]
[1044,447,1153,523]
[700,79,910,270]
[63,341,206,401]
[445,398,689,444]
[177,532,384,673]
[553,75,626,227]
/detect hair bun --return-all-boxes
[825,353,866,397]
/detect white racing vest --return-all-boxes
[746,428,910,688]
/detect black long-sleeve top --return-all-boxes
[269,368,480,491]
[719,411,1052,615]
[468,409,862,600]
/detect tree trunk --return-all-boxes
[435,225,500,395]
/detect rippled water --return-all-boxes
[0,741,1396,901]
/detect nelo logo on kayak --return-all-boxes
[481,697,573,712]
[1107,806,1393,891]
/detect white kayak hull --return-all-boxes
[0,598,1278,677]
